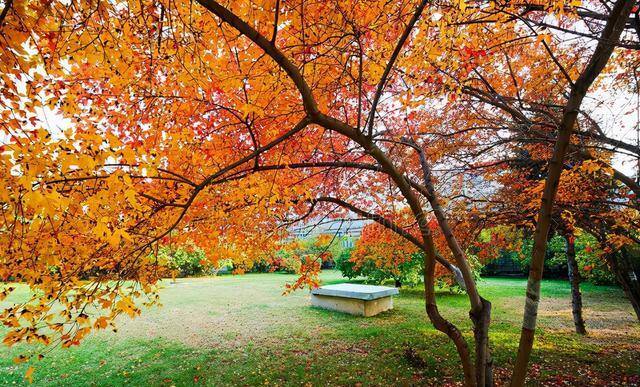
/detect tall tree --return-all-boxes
[562,227,588,335]
[510,1,637,384]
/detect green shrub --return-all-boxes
[160,246,207,277]
[481,229,617,285]
[575,233,616,285]
[246,259,274,273]
[519,235,567,274]
[159,245,232,277]
[271,249,302,274]
[334,248,357,278]
[336,248,424,287]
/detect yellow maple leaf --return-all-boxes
[93,219,111,239]
[109,228,132,248]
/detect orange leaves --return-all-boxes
[24,366,35,384]
[3,329,24,347]
[13,355,29,364]
[474,227,524,262]
[351,222,419,273]
[75,314,90,329]
[2,326,50,347]
[125,188,144,211]
[62,327,91,348]
[109,228,133,248]
[0,286,14,301]
[278,234,339,292]
[535,33,552,46]
[92,217,112,239]
[94,316,110,330]
[579,160,612,176]
[607,234,634,250]
[0,1,636,382]
[283,255,322,294]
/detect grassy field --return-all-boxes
[1,271,639,386]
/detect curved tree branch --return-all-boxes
[313,196,466,288]
[196,0,319,116]
[366,0,428,137]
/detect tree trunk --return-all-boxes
[471,297,493,387]
[423,248,476,387]
[510,1,635,385]
[411,139,492,386]
[609,249,640,322]
[578,227,640,323]
[345,127,479,386]
[333,120,480,387]
[564,231,587,334]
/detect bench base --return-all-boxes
[311,294,393,316]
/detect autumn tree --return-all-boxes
[1,0,638,386]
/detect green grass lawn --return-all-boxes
[1,271,639,386]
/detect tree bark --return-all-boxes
[423,247,476,387]
[471,297,493,387]
[510,1,636,385]
[564,231,587,335]
[354,134,477,387]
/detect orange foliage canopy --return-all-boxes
[350,211,465,281]
[352,218,421,275]
[0,1,637,376]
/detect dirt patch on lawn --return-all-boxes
[500,294,639,330]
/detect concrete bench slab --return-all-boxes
[311,284,399,317]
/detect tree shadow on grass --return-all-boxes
[399,286,469,301]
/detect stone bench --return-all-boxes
[310,283,399,317]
